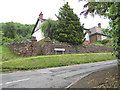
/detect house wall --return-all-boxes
[97,27,104,34]
[90,35,97,43]
[97,34,102,41]
[89,27,96,36]
[101,35,107,40]
[32,29,44,42]
[85,33,89,42]
[90,34,107,43]
[32,18,45,41]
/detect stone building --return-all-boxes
[87,23,107,43]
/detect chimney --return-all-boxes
[98,23,101,28]
[39,12,43,19]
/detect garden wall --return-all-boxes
[8,37,37,57]
[41,38,114,55]
[8,37,114,57]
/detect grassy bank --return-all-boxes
[1,53,116,72]
[1,46,20,61]
[93,71,118,88]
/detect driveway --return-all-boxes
[1,60,118,88]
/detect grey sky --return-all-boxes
[0,0,109,29]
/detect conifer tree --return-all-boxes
[55,2,85,46]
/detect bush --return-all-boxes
[2,35,31,46]
[97,39,110,45]
[2,36,14,46]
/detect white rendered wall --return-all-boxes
[32,18,45,41]
[32,29,44,41]
[101,35,107,40]
[85,33,90,42]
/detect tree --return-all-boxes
[1,22,34,45]
[15,23,34,37]
[2,22,17,39]
[55,2,85,46]
[2,22,34,38]
[40,19,58,40]
[80,1,120,59]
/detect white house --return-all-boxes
[31,12,46,42]
[31,12,107,44]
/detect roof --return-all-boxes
[89,26,106,36]
[90,33,107,37]
[31,17,46,35]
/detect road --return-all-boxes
[1,60,118,88]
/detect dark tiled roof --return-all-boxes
[31,18,46,35]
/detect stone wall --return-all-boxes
[41,38,114,55]
[8,37,114,57]
[8,37,37,57]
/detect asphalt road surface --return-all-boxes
[1,60,118,88]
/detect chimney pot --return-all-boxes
[98,23,101,28]
[39,12,43,19]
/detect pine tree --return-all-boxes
[55,2,85,46]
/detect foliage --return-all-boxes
[0,31,3,45]
[90,40,113,48]
[93,71,118,88]
[2,22,34,38]
[2,36,14,46]
[2,22,17,39]
[80,1,120,59]
[56,2,86,46]
[40,19,58,40]
[1,53,116,72]
[15,23,34,37]
[1,46,20,61]
[2,35,31,46]
[1,22,33,45]
[96,39,110,45]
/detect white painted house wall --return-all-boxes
[85,33,90,42]
[32,19,44,41]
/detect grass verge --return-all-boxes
[93,71,119,88]
[1,46,20,61]
[1,53,117,72]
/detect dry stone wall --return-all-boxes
[8,37,37,57]
[8,37,114,57]
[41,38,114,55]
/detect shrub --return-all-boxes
[2,36,14,46]
[97,39,110,45]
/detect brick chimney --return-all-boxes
[39,12,43,19]
[98,23,101,28]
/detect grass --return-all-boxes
[1,52,117,72]
[1,46,20,61]
[93,71,119,88]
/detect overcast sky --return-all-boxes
[1,0,110,29]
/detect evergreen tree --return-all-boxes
[55,2,85,46]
